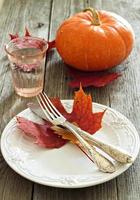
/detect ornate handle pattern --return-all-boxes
[70,124,133,163]
[64,121,116,173]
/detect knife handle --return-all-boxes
[64,121,115,173]
[71,124,133,163]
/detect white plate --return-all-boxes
[1,100,140,188]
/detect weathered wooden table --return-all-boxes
[0,0,140,199]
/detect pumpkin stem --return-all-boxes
[83,7,100,26]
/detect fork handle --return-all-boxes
[64,121,115,173]
[69,123,133,163]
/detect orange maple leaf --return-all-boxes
[51,86,105,141]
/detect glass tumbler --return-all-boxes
[5,37,48,97]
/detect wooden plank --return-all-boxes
[0,0,51,199]
[108,3,140,200]
[33,180,117,200]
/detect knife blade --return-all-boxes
[28,103,48,120]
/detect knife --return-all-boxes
[28,102,133,164]
[28,103,48,120]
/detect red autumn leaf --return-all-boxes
[9,28,55,53]
[9,33,19,40]
[67,67,121,88]
[17,116,67,148]
[69,73,121,88]
[9,29,55,52]
[9,28,47,50]
[9,27,31,40]
[48,40,56,50]
[24,27,31,37]
[17,86,105,148]
[27,39,46,50]
[9,28,31,40]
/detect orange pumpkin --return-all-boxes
[55,8,135,71]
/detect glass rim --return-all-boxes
[5,36,49,58]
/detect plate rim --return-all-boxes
[1,100,140,188]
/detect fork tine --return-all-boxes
[41,93,59,118]
[43,92,64,118]
[36,94,54,123]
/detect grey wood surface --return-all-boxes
[0,0,140,199]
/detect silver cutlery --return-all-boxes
[64,123,133,163]
[36,92,115,173]
[32,92,133,172]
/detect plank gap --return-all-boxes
[116,178,120,200]
[31,184,34,200]
[44,0,54,89]
[47,0,54,41]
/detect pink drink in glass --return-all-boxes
[5,37,48,97]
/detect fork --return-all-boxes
[37,92,115,173]
[36,92,132,172]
